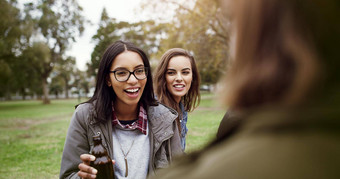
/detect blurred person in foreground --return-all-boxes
[150,0,340,178]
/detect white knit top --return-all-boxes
[112,124,150,179]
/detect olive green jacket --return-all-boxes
[152,105,340,179]
[60,102,183,179]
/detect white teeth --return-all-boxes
[174,84,184,88]
[126,88,139,93]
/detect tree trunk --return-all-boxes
[65,83,69,99]
[5,85,11,100]
[21,87,26,100]
[42,78,50,104]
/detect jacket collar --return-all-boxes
[148,103,178,143]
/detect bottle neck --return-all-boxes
[93,139,102,146]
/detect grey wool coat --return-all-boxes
[59,102,183,179]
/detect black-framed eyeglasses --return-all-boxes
[109,67,148,82]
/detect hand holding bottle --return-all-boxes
[78,154,115,179]
[78,154,97,179]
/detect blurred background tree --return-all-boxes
[0,0,231,102]
[142,0,230,85]
[25,0,85,104]
[87,0,230,86]
[0,0,85,103]
[52,56,78,99]
[0,0,24,99]
[87,8,168,79]
[87,8,120,79]
[49,75,64,99]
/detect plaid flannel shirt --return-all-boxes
[112,104,148,135]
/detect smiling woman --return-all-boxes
[165,56,193,103]
[59,40,183,179]
[154,48,201,152]
[107,51,147,108]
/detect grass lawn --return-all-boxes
[186,92,225,152]
[0,93,225,178]
[0,99,84,179]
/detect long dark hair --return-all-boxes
[86,40,157,122]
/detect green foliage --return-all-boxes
[89,0,230,84]
[0,60,12,97]
[52,56,78,99]
[0,0,85,103]
[0,0,24,99]
[1,0,231,100]
[73,69,90,98]
[87,8,119,78]
[79,73,90,96]
[88,8,168,78]
[159,0,230,84]
[20,42,51,101]
[49,76,64,98]
[0,0,22,58]
[22,42,51,76]
[23,0,85,104]
[35,0,85,51]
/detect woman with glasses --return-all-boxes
[154,48,200,152]
[60,41,182,179]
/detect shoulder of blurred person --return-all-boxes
[149,105,340,179]
[216,110,243,142]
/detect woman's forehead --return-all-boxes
[111,51,144,69]
[167,56,191,69]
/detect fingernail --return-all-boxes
[90,156,95,160]
[92,169,97,174]
[91,174,96,179]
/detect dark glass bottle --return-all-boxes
[90,133,115,179]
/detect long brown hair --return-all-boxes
[154,48,200,129]
[223,0,323,110]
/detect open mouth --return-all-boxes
[173,84,185,88]
[173,84,185,91]
[124,88,139,94]
[124,88,140,98]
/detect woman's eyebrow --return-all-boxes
[112,67,127,71]
[181,68,191,71]
[113,64,144,71]
[134,64,145,69]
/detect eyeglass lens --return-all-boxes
[115,68,147,81]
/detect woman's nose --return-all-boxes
[175,73,183,81]
[127,73,138,84]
